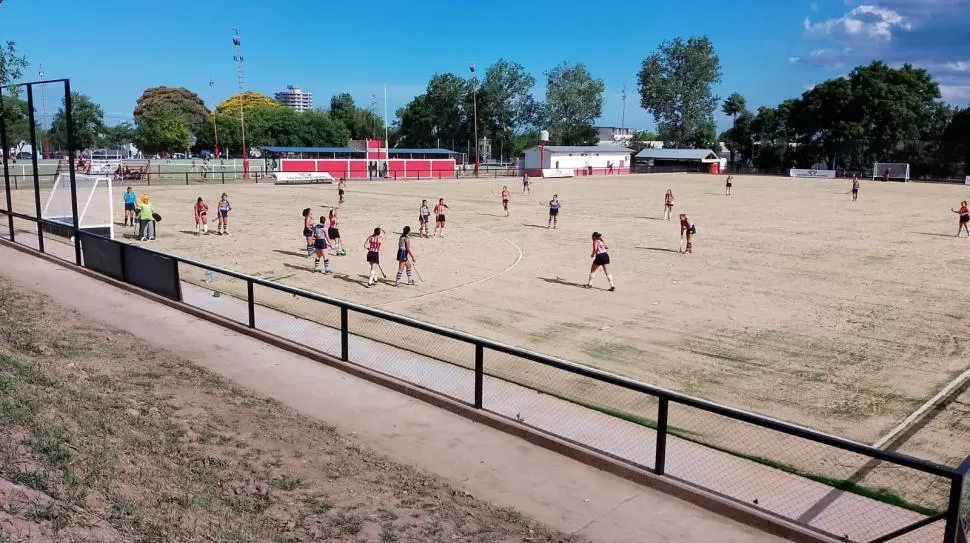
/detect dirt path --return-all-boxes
[0,281,579,543]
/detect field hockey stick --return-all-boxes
[377,263,387,279]
[411,259,424,282]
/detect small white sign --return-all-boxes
[790,169,837,179]
[965,176,969,186]
[273,172,336,182]
[542,168,575,178]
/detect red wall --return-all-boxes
[279,159,456,179]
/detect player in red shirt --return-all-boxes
[586,232,615,292]
[364,226,385,287]
[434,199,450,237]
[501,186,510,217]
[663,189,675,220]
[952,200,969,237]
[194,197,209,236]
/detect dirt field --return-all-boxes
[0,280,580,542]
[7,174,970,459]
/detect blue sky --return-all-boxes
[2,0,968,132]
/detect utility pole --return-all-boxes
[209,77,220,159]
[232,29,249,179]
[470,63,479,177]
[621,83,627,132]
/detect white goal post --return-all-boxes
[873,162,910,182]
[42,173,115,239]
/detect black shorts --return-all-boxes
[338,189,345,196]
[328,227,340,239]
[961,215,969,224]
[690,225,697,235]
[420,215,430,223]
[219,210,229,218]
[303,227,312,237]
[593,253,610,266]
[852,189,858,194]
[124,203,135,211]
[436,214,446,223]
[549,208,559,216]
[396,249,408,262]
[313,239,328,250]
[366,251,380,264]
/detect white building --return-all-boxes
[523,145,632,176]
[595,126,633,146]
[274,85,313,112]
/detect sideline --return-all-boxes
[872,366,970,449]
[379,227,524,307]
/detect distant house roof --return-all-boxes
[388,148,459,156]
[634,149,719,162]
[261,146,364,154]
[260,146,459,156]
[530,145,632,154]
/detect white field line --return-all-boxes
[379,228,523,307]
[872,366,970,449]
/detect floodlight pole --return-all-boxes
[383,84,389,178]
[470,63,479,177]
[209,77,220,159]
[233,29,249,179]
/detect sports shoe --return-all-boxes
[609,286,615,292]
[324,270,333,275]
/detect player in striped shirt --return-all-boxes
[680,214,696,254]
[364,227,385,287]
[434,199,449,238]
[501,186,510,217]
[586,232,615,291]
[418,200,431,238]
[328,208,345,255]
[663,189,675,220]
[395,226,416,287]
[216,193,232,235]
[311,216,333,274]
[548,195,560,228]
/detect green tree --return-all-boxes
[722,92,747,125]
[541,62,604,145]
[942,107,970,175]
[718,110,752,165]
[396,95,436,148]
[102,121,136,148]
[329,93,356,129]
[637,36,722,147]
[477,59,538,156]
[0,40,28,89]
[0,95,42,145]
[133,87,209,134]
[302,109,351,147]
[49,92,105,152]
[132,104,192,154]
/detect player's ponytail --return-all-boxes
[402,226,411,237]
[592,232,601,240]
[302,208,311,217]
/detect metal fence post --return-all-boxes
[185,172,189,185]
[246,280,255,328]
[64,81,82,266]
[944,459,969,543]
[0,87,14,243]
[655,397,669,476]
[474,344,484,408]
[221,171,225,184]
[340,307,349,361]
[25,84,45,253]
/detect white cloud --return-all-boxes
[788,57,801,64]
[804,4,911,41]
[940,84,970,100]
[797,1,970,103]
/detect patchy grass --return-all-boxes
[0,281,583,543]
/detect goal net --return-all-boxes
[42,173,115,239]
[873,162,910,182]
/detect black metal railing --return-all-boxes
[2,215,968,542]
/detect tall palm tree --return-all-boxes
[722,92,747,129]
